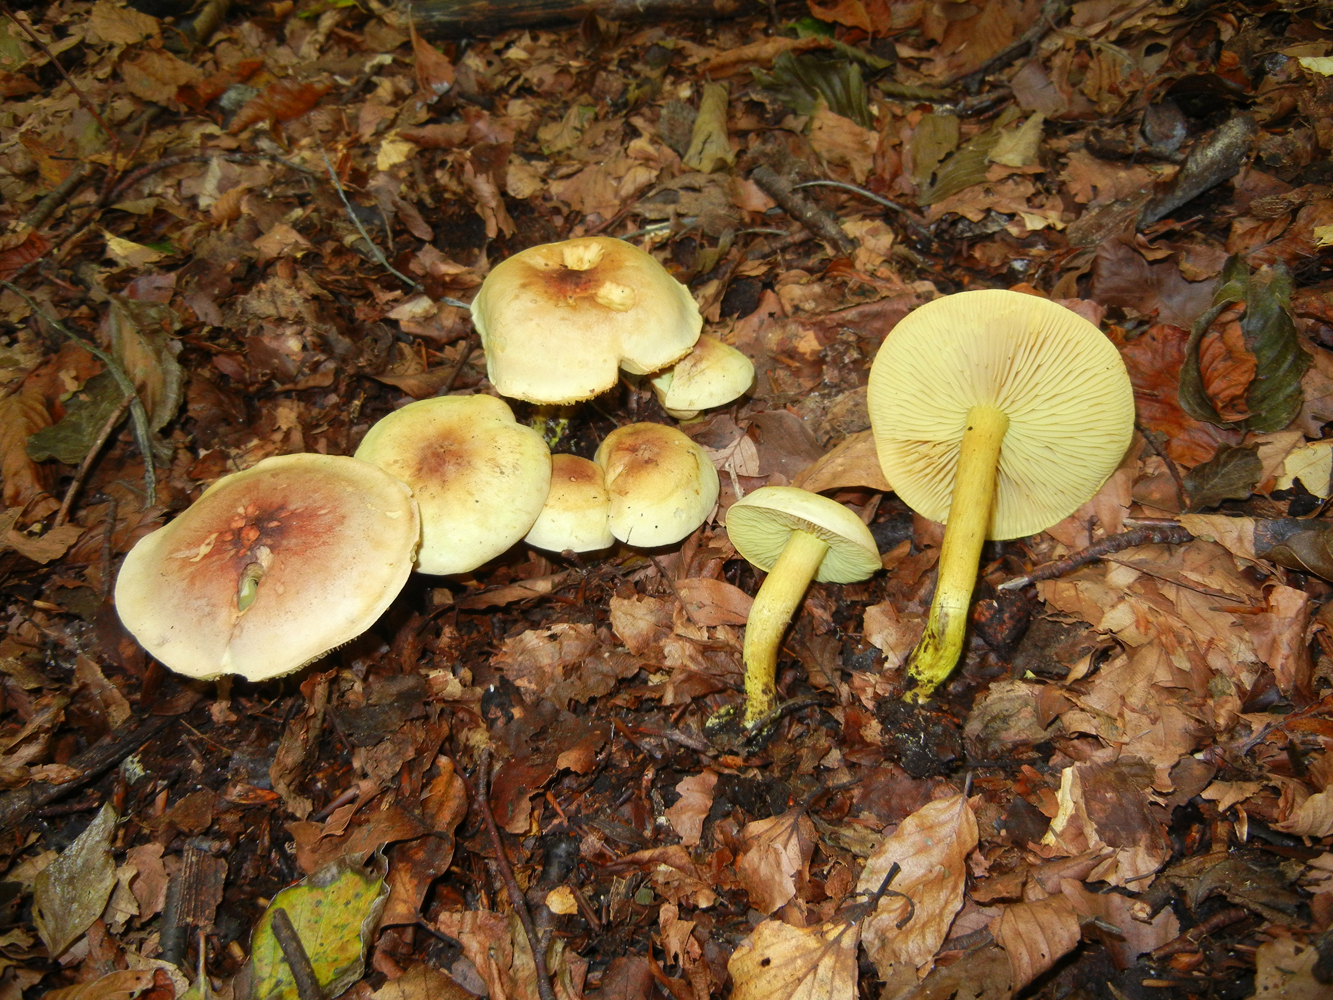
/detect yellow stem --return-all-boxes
[742,529,829,727]
[905,404,1009,702]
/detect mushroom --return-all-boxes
[724,486,881,728]
[354,394,551,575]
[649,335,755,420]
[594,422,719,547]
[470,237,702,405]
[114,453,420,681]
[524,454,614,553]
[866,289,1135,701]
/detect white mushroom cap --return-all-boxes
[649,335,755,419]
[524,454,614,553]
[867,289,1135,540]
[114,454,420,681]
[594,422,720,547]
[354,394,551,575]
[725,486,881,583]
[470,237,703,404]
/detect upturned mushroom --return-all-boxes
[470,237,702,405]
[649,335,755,420]
[114,453,420,681]
[594,422,719,547]
[354,394,551,575]
[867,289,1134,701]
[524,454,614,553]
[723,486,881,728]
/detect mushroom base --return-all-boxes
[741,528,830,727]
[906,404,1009,702]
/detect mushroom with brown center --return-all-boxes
[354,394,551,575]
[114,453,420,681]
[524,454,614,554]
[594,422,719,547]
[867,289,1135,701]
[723,486,881,729]
[470,237,703,405]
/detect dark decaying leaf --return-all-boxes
[1253,518,1333,580]
[752,51,872,128]
[1183,443,1261,511]
[1179,257,1309,433]
[32,803,119,958]
[26,371,125,466]
[918,106,1021,206]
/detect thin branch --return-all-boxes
[791,179,931,236]
[750,164,857,258]
[270,908,324,1000]
[998,524,1195,591]
[54,390,134,528]
[472,748,559,1000]
[0,281,156,504]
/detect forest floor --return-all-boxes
[2,0,1333,998]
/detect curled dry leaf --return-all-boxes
[989,895,1081,992]
[665,770,717,847]
[856,793,978,979]
[1275,788,1333,838]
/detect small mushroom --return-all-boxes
[524,454,614,553]
[114,453,420,681]
[867,289,1134,701]
[594,422,719,547]
[354,394,551,575]
[724,486,881,728]
[470,237,702,405]
[649,335,755,420]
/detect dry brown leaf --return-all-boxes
[736,807,816,915]
[1059,878,1178,970]
[1276,788,1333,838]
[609,593,674,655]
[665,770,717,847]
[728,914,860,1000]
[44,969,153,1000]
[492,623,642,710]
[372,963,475,1000]
[792,430,891,493]
[1250,936,1326,999]
[857,793,979,979]
[675,577,752,626]
[1040,760,1169,886]
[0,387,51,507]
[989,895,1081,991]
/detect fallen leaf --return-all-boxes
[728,914,860,1000]
[736,807,816,915]
[989,895,1081,991]
[33,802,118,958]
[665,770,717,847]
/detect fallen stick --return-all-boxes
[404,0,747,37]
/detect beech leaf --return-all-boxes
[1179,257,1309,433]
[32,802,118,958]
[990,896,1081,991]
[728,914,860,1000]
[1183,443,1261,511]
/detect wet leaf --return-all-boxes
[26,370,125,466]
[249,853,388,1000]
[1253,518,1333,579]
[1179,258,1309,433]
[753,50,872,128]
[1183,443,1261,511]
[32,802,118,958]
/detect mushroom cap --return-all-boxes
[594,422,720,547]
[470,237,703,404]
[725,486,881,583]
[354,394,551,575]
[524,454,615,553]
[867,289,1135,540]
[114,454,420,682]
[649,335,755,417]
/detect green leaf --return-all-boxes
[248,853,388,1000]
[753,51,873,128]
[1183,443,1261,511]
[918,106,1021,206]
[32,803,118,958]
[1178,257,1309,433]
[1254,518,1333,580]
[27,371,126,465]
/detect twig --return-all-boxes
[791,180,931,235]
[20,165,90,231]
[1136,423,1187,511]
[1,281,156,505]
[92,493,117,601]
[441,330,475,395]
[0,713,172,831]
[54,391,134,528]
[750,165,857,258]
[271,908,324,1000]
[997,523,1195,591]
[473,748,559,1000]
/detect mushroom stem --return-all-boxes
[906,404,1009,702]
[741,528,830,727]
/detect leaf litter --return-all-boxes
[2,0,1333,999]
